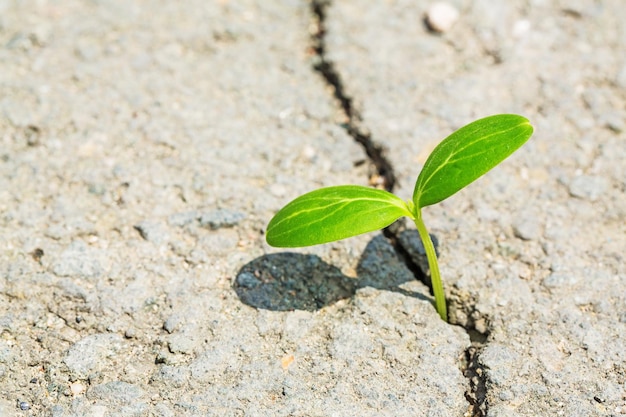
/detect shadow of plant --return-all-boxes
[234,251,356,311]
[234,232,433,311]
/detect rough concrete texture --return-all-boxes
[1,1,468,416]
[0,1,624,417]
[325,0,626,416]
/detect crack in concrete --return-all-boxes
[308,1,490,416]
[309,0,396,192]
[450,291,490,417]
[463,345,488,416]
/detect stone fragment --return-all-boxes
[163,314,183,334]
[568,175,608,201]
[512,213,542,241]
[168,334,196,354]
[199,209,245,229]
[167,210,200,227]
[133,220,170,244]
[70,382,86,396]
[425,2,460,33]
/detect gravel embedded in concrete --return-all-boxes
[324,0,626,415]
[1,1,625,416]
[1,1,471,415]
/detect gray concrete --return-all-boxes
[0,1,624,416]
[326,0,626,416]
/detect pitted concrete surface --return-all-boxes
[0,1,624,416]
[324,1,626,415]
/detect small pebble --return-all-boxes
[512,215,542,241]
[133,220,170,244]
[568,175,607,201]
[425,2,460,33]
[163,314,182,334]
[512,19,531,38]
[168,335,195,354]
[281,354,295,370]
[168,210,200,227]
[70,382,86,396]
[19,401,30,411]
[199,209,245,230]
[235,271,261,289]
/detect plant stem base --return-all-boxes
[413,210,447,321]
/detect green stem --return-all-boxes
[412,209,447,321]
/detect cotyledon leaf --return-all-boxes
[413,114,534,208]
[266,185,413,248]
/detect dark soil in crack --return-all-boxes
[463,345,488,417]
[449,290,490,417]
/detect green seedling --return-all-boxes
[266,114,533,321]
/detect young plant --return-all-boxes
[266,114,533,321]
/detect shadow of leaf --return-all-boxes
[356,234,431,302]
[234,234,435,311]
[233,252,356,311]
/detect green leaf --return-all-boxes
[413,114,533,208]
[266,185,412,247]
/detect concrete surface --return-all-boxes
[0,0,624,416]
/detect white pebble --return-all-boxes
[70,382,86,396]
[513,19,531,38]
[426,2,460,33]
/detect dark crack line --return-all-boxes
[310,0,396,192]
[308,2,489,416]
[464,345,488,417]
